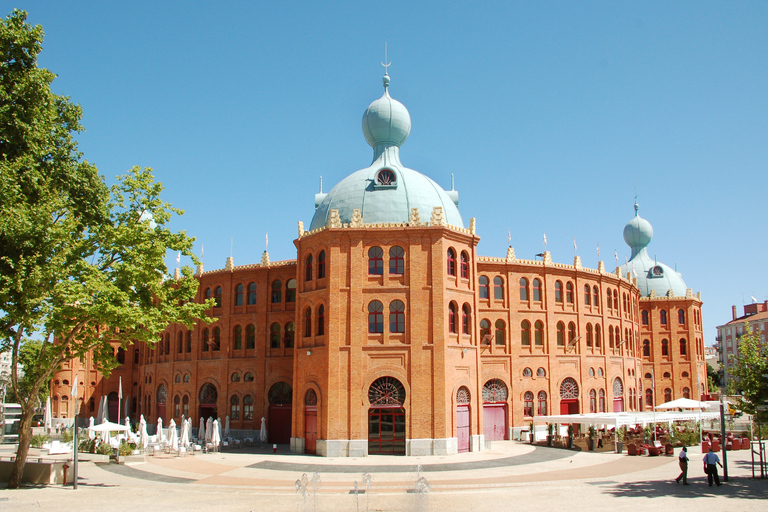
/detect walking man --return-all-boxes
[703,447,723,487]
[676,446,689,484]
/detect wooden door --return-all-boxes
[304,407,317,454]
[456,405,470,452]
[482,404,507,441]
[268,405,292,444]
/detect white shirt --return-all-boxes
[679,450,688,461]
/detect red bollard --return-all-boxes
[62,463,69,486]
[272,444,277,454]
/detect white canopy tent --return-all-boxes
[655,398,713,410]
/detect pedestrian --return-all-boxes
[675,446,689,485]
[703,447,723,487]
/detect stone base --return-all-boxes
[470,434,485,452]
[290,437,305,454]
[314,438,464,457]
[406,438,457,456]
[316,439,368,457]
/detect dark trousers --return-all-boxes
[676,460,688,484]
[706,464,720,486]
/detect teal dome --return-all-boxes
[310,73,462,231]
[618,202,687,297]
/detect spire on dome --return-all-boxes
[623,200,653,260]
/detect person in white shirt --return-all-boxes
[703,447,722,486]
[675,446,689,484]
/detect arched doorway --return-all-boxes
[198,383,218,420]
[613,378,624,412]
[456,386,471,453]
[304,389,318,454]
[482,379,508,441]
[156,384,167,423]
[107,392,119,422]
[559,378,579,415]
[268,382,293,444]
[368,377,406,455]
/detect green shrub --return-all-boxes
[96,442,114,456]
[31,433,50,448]
[79,438,96,453]
[60,428,73,443]
[118,441,135,456]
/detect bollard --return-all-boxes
[62,463,69,486]
[273,444,277,454]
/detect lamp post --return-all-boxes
[70,375,79,489]
[719,392,728,482]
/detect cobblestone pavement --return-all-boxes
[1,442,766,511]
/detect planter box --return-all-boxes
[0,460,73,485]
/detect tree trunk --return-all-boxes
[8,406,34,489]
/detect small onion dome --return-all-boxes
[362,74,411,149]
[623,201,653,259]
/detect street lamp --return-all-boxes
[719,392,729,482]
[70,376,79,489]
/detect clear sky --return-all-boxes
[14,1,768,346]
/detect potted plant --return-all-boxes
[643,424,653,444]
[567,424,574,449]
[616,426,625,453]
[547,423,554,446]
[529,421,535,444]
[587,426,596,451]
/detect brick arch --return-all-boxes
[481,373,511,402]
[360,368,411,409]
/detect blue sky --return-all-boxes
[15,1,768,344]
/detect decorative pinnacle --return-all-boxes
[634,198,639,216]
[381,42,391,89]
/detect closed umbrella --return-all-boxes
[125,416,130,430]
[102,396,110,423]
[205,417,213,443]
[180,418,190,447]
[124,397,131,420]
[139,417,148,450]
[198,417,205,443]
[88,416,95,440]
[96,396,104,424]
[157,417,165,443]
[259,417,267,443]
[43,396,52,433]
[217,417,222,443]
[168,419,178,452]
[224,415,230,437]
[211,419,221,452]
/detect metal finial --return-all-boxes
[381,42,390,75]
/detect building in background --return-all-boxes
[716,301,768,388]
[51,72,706,457]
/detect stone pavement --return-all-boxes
[1,442,766,511]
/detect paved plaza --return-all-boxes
[1,442,766,511]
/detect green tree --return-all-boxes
[726,323,768,419]
[707,363,720,392]
[0,10,211,488]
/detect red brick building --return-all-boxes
[51,72,706,456]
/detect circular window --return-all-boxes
[376,169,396,185]
[368,377,406,407]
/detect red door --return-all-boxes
[457,405,470,452]
[269,405,292,444]
[304,407,317,454]
[613,398,624,412]
[560,399,579,415]
[482,404,507,441]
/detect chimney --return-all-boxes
[763,300,768,312]
[732,305,737,321]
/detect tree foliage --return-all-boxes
[0,10,211,488]
[726,323,768,417]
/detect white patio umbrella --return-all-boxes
[96,396,104,424]
[224,415,230,437]
[655,398,710,410]
[259,417,267,443]
[87,421,130,433]
[124,397,131,419]
[179,418,190,447]
[125,416,130,430]
[186,418,193,446]
[168,419,179,452]
[88,416,96,440]
[102,396,110,423]
[205,417,213,443]
[43,396,52,433]
[139,417,148,450]
[211,419,221,452]
[198,417,205,442]
[157,417,165,443]
[216,417,222,442]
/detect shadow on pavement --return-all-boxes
[602,475,768,500]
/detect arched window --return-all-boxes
[565,282,573,303]
[271,280,282,303]
[482,379,508,403]
[554,281,563,303]
[664,388,672,403]
[584,285,591,305]
[493,276,504,300]
[205,287,212,303]
[318,250,326,278]
[117,347,126,364]
[175,373,181,383]
[661,339,669,356]
[595,324,601,347]
[212,327,221,351]
[214,286,222,308]
[448,302,457,334]
[271,322,281,347]
[586,323,593,346]
[606,289,612,310]
[368,377,405,407]
[683,387,690,399]
[304,308,311,338]
[568,322,576,344]
[230,395,240,420]
[235,284,243,306]
[202,328,209,352]
[231,372,241,382]
[588,367,595,377]
[368,247,383,275]
[524,391,534,417]
[560,378,579,399]
[389,246,404,275]
[243,395,254,420]
[534,321,544,346]
[613,290,618,310]
[593,286,599,307]
[537,367,546,377]
[599,389,606,412]
[479,276,489,299]
[244,372,254,382]
[609,325,614,348]
[590,389,597,413]
[246,324,255,349]
[613,378,623,399]
[174,394,181,417]
[678,309,685,325]
[248,282,257,305]
[645,388,653,408]
[389,300,405,333]
[233,325,242,350]
[495,320,506,346]
[660,310,667,325]
[447,248,456,276]
[177,332,183,353]
[461,304,471,334]
[285,322,295,347]
[523,367,532,377]
[185,332,192,353]
[598,368,604,377]
[368,301,384,333]
[533,279,542,301]
[680,338,687,355]
[556,321,565,346]
[641,310,649,325]
[286,279,297,303]
[643,339,650,357]
[521,320,531,346]
[316,305,325,336]
[306,389,318,406]
[537,391,548,416]
[305,254,313,281]
[460,251,469,279]
[519,278,529,300]
[663,371,671,378]
[480,319,491,344]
